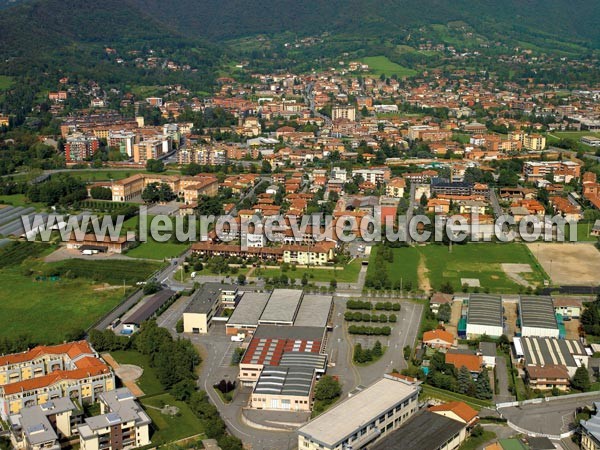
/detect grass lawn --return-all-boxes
[421,385,493,410]
[366,246,420,289]
[141,393,205,444]
[258,258,363,283]
[69,170,144,183]
[126,240,190,260]
[417,243,546,293]
[566,222,599,242]
[0,267,124,342]
[360,56,417,78]
[459,431,497,450]
[110,350,164,397]
[0,75,14,90]
[0,193,45,209]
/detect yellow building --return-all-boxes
[0,341,114,420]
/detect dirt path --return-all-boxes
[417,251,432,293]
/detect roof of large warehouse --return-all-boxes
[253,365,314,396]
[467,294,503,327]
[293,294,332,328]
[258,289,303,323]
[227,292,270,326]
[520,336,586,368]
[519,295,558,330]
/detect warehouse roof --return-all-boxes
[519,295,558,330]
[293,294,333,328]
[520,336,586,368]
[227,292,270,327]
[185,283,236,315]
[370,411,464,450]
[279,351,327,373]
[241,326,323,366]
[124,289,175,326]
[253,365,314,396]
[258,289,303,324]
[298,375,419,448]
[467,294,503,328]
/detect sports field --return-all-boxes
[368,243,547,293]
[527,242,600,285]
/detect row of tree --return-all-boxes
[353,341,384,364]
[344,312,397,323]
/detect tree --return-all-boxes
[143,280,162,295]
[475,369,493,399]
[158,183,176,202]
[372,340,383,358]
[572,365,591,392]
[146,158,165,173]
[440,281,454,294]
[261,160,272,174]
[237,274,246,285]
[420,192,428,207]
[141,182,160,203]
[437,303,451,322]
[90,186,112,200]
[403,345,412,361]
[314,375,342,401]
[457,365,475,395]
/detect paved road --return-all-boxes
[489,187,503,219]
[498,394,600,436]
[494,355,515,403]
[189,327,297,450]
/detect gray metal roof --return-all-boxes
[124,289,175,326]
[227,291,270,327]
[253,365,314,396]
[467,294,503,327]
[185,283,236,315]
[279,351,328,372]
[294,294,333,328]
[258,289,303,324]
[519,295,558,330]
[253,324,325,341]
[370,411,464,450]
[520,336,586,368]
[11,398,77,446]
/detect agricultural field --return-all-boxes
[0,241,55,268]
[527,242,600,286]
[0,266,124,342]
[0,193,45,209]
[258,258,363,283]
[45,259,164,285]
[360,56,417,78]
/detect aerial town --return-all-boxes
[1,2,600,450]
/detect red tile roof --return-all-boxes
[445,352,482,373]
[429,401,478,423]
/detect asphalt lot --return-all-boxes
[498,393,600,436]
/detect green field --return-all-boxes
[0,194,45,209]
[70,169,145,182]
[258,258,363,283]
[0,266,124,342]
[566,222,599,242]
[141,393,205,444]
[127,240,190,260]
[366,246,420,289]
[369,243,547,293]
[46,259,164,285]
[0,75,14,90]
[110,350,164,396]
[360,56,417,78]
[418,243,546,293]
[420,384,493,410]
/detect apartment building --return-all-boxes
[177,146,227,166]
[523,160,581,183]
[282,242,336,266]
[297,374,420,450]
[9,397,82,450]
[132,137,170,163]
[78,388,151,450]
[107,131,136,157]
[581,403,600,450]
[332,105,356,122]
[385,178,406,198]
[111,173,217,202]
[352,167,391,184]
[182,283,238,334]
[0,342,114,420]
[65,134,100,162]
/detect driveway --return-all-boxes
[494,355,515,403]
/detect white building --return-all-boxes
[466,294,504,338]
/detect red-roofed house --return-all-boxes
[445,351,483,375]
[423,329,456,350]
